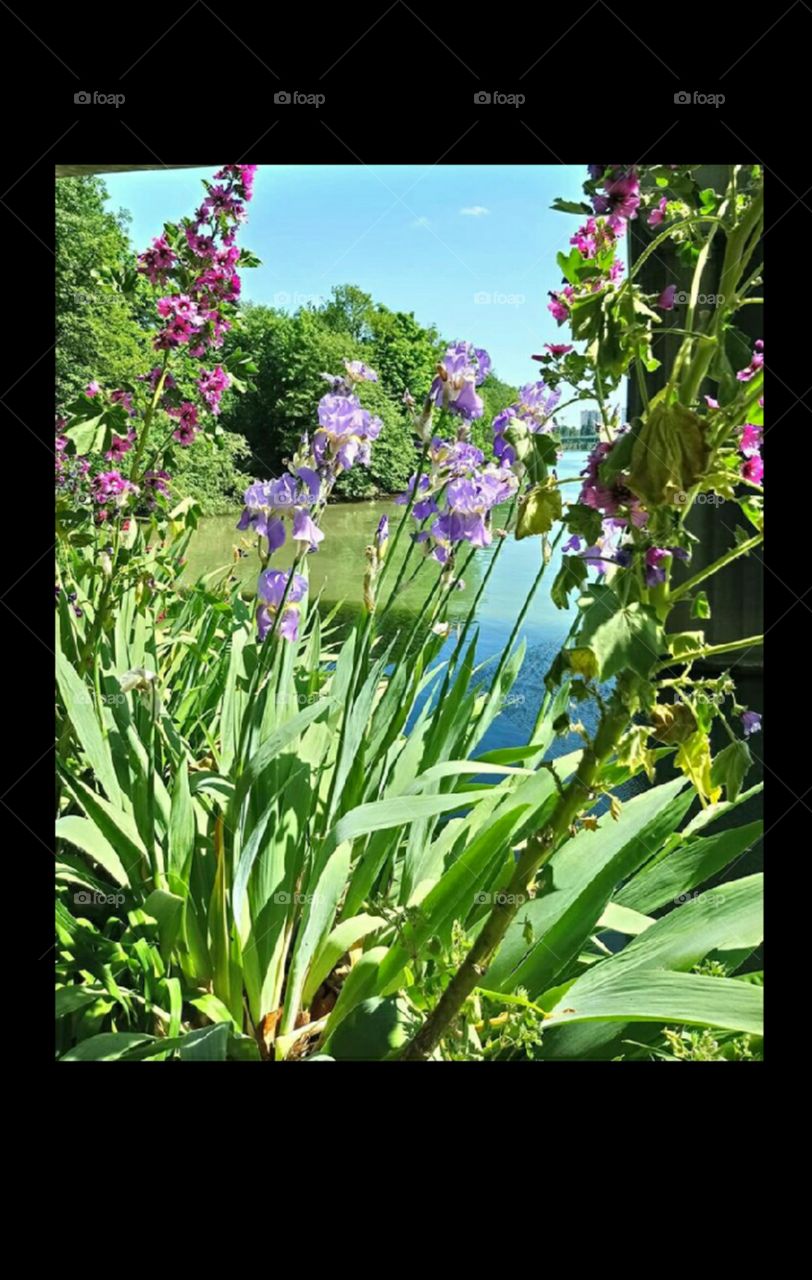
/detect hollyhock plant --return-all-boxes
[256,568,308,642]
[592,166,641,231]
[578,432,647,525]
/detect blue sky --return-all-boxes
[104,164,614,417]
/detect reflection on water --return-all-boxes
[184,452,601,755]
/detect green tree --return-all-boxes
[55,176,149,406]
[221,303,415,497]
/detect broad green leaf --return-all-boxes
[489,777,692,997]
[60,1033,155,1061]
[55,815,130,887]
[576,585,664,681]
[541,968,762,1036]
[616,820,763,915]
[56,650,121,806]
[302,913,386,1009]
[59,767,149,885]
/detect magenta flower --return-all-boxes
[737,340,764,382]
[739,423,762,457]
[543,344,573,356]
[647,196,668,227]
[105,429,135,462]
[658,284,677,310]
[137,235,176,283]
[741,454,764,484]
[86,381,101,397]
[548,285,574,324]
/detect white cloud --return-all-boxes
[460,205,490,217]
[411,215,431,228]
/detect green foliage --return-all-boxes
[55,177,149,406]
[169,430,253,514]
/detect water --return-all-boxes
[185,453,590,754]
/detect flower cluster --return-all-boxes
[429,342,491,419]
[57,166,258,537]
[91,470,138,524]
[548,214,624,325]
[314,393,382,472]
[578,431,646,524]
[492,380,562,468]
[738,421,763,485]
[238,468,323,554]
[239,362,383,640]
[589,165,641,231]
[399,434,517,565]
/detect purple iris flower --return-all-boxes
[741,710,762,736]
[256,568,308,643]
[292,507,324,551]
[428,342,490,419]
[314,394,382,471]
